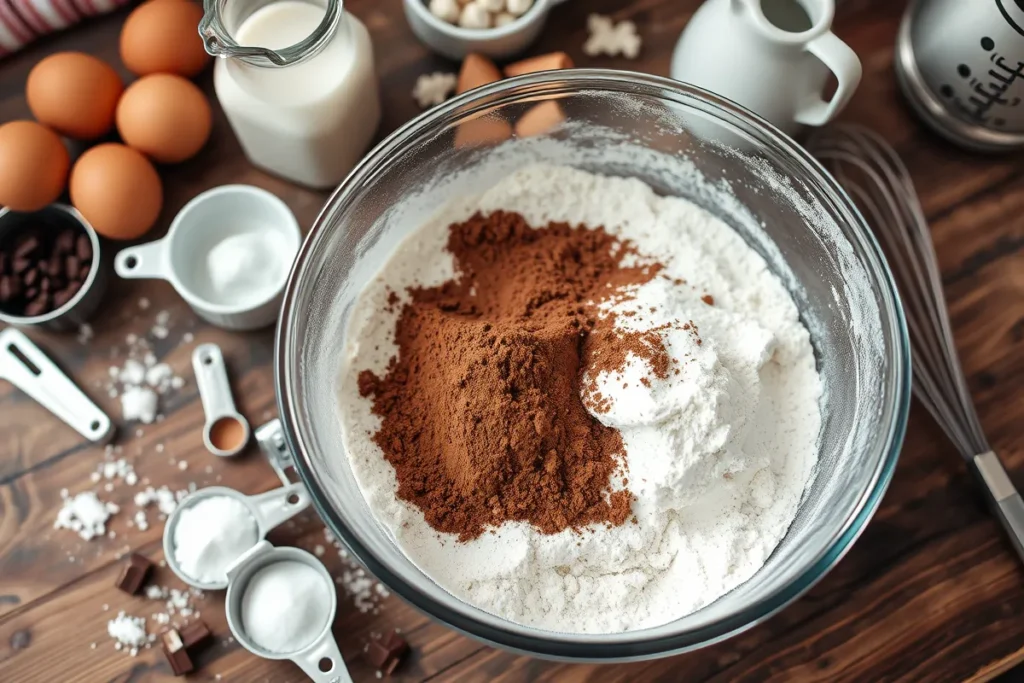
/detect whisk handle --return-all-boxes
[972,451,1024,564]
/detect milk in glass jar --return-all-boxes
[201,0,380,188]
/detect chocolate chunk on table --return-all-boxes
[161,629,194,676]
[366,630,409,675]
[114,552,154,595]
[179,620,212,649]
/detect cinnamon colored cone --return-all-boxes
[504,51,574,78]
[457,53,502,94]
[515,100,566,138]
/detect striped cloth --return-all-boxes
[0,0,134,57]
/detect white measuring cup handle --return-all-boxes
[0,328,112,442]
[114,239,170,280]
[795,31,862,127]
[249,482,311,534]
[294,635,353,683]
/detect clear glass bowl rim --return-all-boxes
[275,69,912,660]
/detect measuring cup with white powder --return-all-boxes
[163,483,311,590]
[226,542,351,682]
[115,185,300,331]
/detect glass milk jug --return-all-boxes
[201,0,380,189]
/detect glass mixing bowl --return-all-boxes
[276,70,910,659]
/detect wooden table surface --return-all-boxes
[1,0,1023,681]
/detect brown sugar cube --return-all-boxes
[115,552,154,595]
[514,100,566,138]
[457,53,503,95]
[504,51,574,78]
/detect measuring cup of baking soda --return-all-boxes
[163,483,311,590]
[226,542,351,682]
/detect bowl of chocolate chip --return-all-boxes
[0,203,105,330]
[275,70,911,659]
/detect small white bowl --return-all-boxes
[114,185,301,331]
[404,0,569,60]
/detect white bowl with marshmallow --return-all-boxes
[404,0,569,59]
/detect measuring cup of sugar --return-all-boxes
[226,542,352,683]
[113,185,301,331]
[163,483,311,590]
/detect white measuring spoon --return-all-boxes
[192,343,251,457]
[225,542,352,683]
[0,328,112,442]
[162,483,311,590]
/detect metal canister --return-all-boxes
[896,0,1024,151]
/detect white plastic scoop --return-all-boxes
[0,328,112,442]
[225,542,352,683]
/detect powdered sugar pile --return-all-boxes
[54,491,119,541]
[104,312,186,424]
[107,611,151,656]
[337,165,822,633]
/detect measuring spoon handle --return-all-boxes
[249,482,311,535]
[192,343,240,420]
[0,328,112,442]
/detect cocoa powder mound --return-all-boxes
[358,211,662,541]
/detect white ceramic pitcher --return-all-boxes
[671,0,861,136]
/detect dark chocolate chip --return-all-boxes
[22,268,37,287]
[65,255,79,277]
[40,277,50,293]
[115,553,154,595]
[66,280,82,296]
[13,236,39,260]
[0,253,7,275]
[47,253,61,277]
[24,287,38,299]
[55,230,75,254]
[161,630,194,676]
[24,294,49,317]
[76,234,92,261]
[78,264,91,280]
[178,620,212,650]
[13,257,30,274]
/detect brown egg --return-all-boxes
[120,1,209,78]
[0,121,70,212]
[117,74,212,164]
[70,144,163,240]
[26,52,124,140]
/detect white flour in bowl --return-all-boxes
[337,164,822,633]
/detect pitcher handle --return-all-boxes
[795,31,862,127]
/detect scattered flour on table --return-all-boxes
[337,165,822,633]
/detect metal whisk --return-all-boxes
[808,124,1024,564]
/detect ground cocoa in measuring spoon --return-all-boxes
[209,416,247,452]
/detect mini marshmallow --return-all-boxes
[477,0,505,12]
[458,1,492,28]
[495,11,516,26]
[506,0,532,17]
[428,0,460,24]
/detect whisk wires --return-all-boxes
[809,125,988,459]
